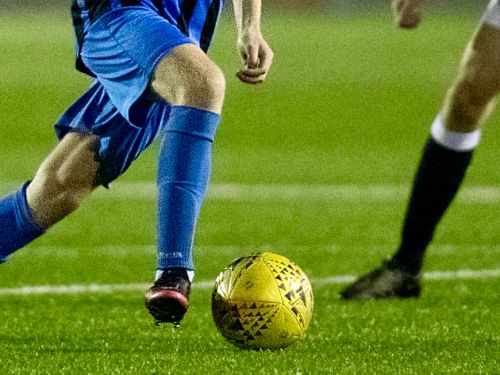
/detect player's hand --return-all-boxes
[392,0,422,29]
[236,27,273,84]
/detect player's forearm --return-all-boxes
[232,0,262,35]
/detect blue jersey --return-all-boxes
[71,0,223,75]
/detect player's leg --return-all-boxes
[151,44,225,113]
[389,23,500,272]
[27,133,100,228]
[341,21,500,300]
[76,6,225,323]
[0,132,100,263]
[144,44,225,324]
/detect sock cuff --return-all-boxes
[166,106,221,142]
[15,182,45,234]
[431,115,481,152]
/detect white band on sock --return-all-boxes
[431,116,481,152]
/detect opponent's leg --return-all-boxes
[0,133,100,262]
[145,44,225,324]
[341,23,500,300]
[393,23,500,273]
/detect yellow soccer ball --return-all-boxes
[211,252,314,350]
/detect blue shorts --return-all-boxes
[56,6,196,185]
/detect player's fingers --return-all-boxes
[239,47,248,65]
[246,44,259,69]
[239,68,267,77]
[236,70,266,84]
[236,71,265,84]
[258,48,274,72]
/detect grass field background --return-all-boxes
[0,9,499,374]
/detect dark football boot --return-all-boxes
[145,268,191,325]
[340,259,421,300]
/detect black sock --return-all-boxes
[392,138,473,273]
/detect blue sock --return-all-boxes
[0,182,45,263]
[156,106,220,271]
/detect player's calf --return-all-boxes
[443,23,500,132]
[150,106,220,322]
[444,78,495,133]
[27,133,100,228]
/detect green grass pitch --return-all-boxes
[1,10,499,374]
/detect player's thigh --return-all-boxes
[150,44,226,113]
[81,7,195,126]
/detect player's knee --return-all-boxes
[193,64,226,106]
[152,55,226,113]
[178,64,225,110]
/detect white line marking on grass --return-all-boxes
[23,244,500,257]
[97,182,500,204]
[0,269,499,296]
[0,283,151,296]
[423,269,500,280]
[311,269,500,286]
[1,182,500,203]
[115,183,500,203]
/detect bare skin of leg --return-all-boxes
[25,43,225,229]
[150,43,225,114]
[442,23,500,132]
[26,132,101,228]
